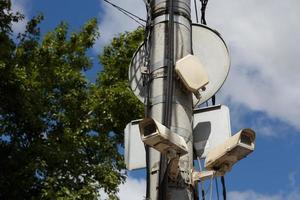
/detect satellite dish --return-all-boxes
[191,24,230,105]
[129,24,230,105]
[128,44,146,103]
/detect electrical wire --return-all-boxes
[159,0,176,197]
[200,0,216,106]
[212,95,216,105]
[143,0,152,116]
[103,0,146,27]
[199,0,209,25]
[197,156,206,200]
[165,0,175,127]
[194,0,199,23]
[103,0,146,22]
[221,176,227,200]
[143,1,152,199]
[140,0,172,199]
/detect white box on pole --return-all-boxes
[193,105,232,159]
[124,119,146,170]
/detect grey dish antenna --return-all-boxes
[129,24,230,105]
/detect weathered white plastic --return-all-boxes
[175,54,209,93]
[205,129,255,175]
[192,170,215,182]
[193,105,232,159]
[139,118,188,156]
[124,120,146,170]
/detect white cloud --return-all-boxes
[96,0,146,52]
[228,170,300,199]
[111,176,300,200]
[228,190,300,200]
[11,0,30,34]
[106,175,300,200]
[204,0,300,132]
[288,171,298,189]
[98,176,146,200]
[118,176,146,200]
[97,0,300,134]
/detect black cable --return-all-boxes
[143,2,152,199]
[144,145,150,198]
[103,0,146,22]
[200,0,214,107]
[165,0,175,128]
[103,0,146,26]
[159,0,175,198]
[143,0,152,117]
[201,189,206,200]
[194,0,199,23]
[193,149,205,200]
[199,0,208,25]
[221,176,227,200]
[212,95,216,105]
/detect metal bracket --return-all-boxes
[151,161,160,175]
[168,156,180,182]
[141,66,149,75]
[192,170,216,183]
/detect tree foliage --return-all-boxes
[97,28,144,138]
[0,1,144,199]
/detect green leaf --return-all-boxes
[0,2,144,199]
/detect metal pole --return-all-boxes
[147,0,194,199]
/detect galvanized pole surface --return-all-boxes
[147,0,194,199]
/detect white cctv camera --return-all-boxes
[139,118,188,157]
[205,129,255,176]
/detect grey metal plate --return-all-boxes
[124,119,146,170]
[193,105,232,159]
[192,24,230,105]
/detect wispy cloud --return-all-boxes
[97,0,300,135]
[11,0,30,34]
[228,190,300,200]
[227,169,300,200]
[103,176,300,200]
[205,0,300,132]
[118,176,146,200]
[96,0,145,52]
[288,171,298,189]
[99,176,146,200]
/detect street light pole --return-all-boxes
[146,0,194,199]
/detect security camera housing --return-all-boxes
[139,118,188,156]
[205,129,255,175]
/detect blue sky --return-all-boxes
[11,0,300,199]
